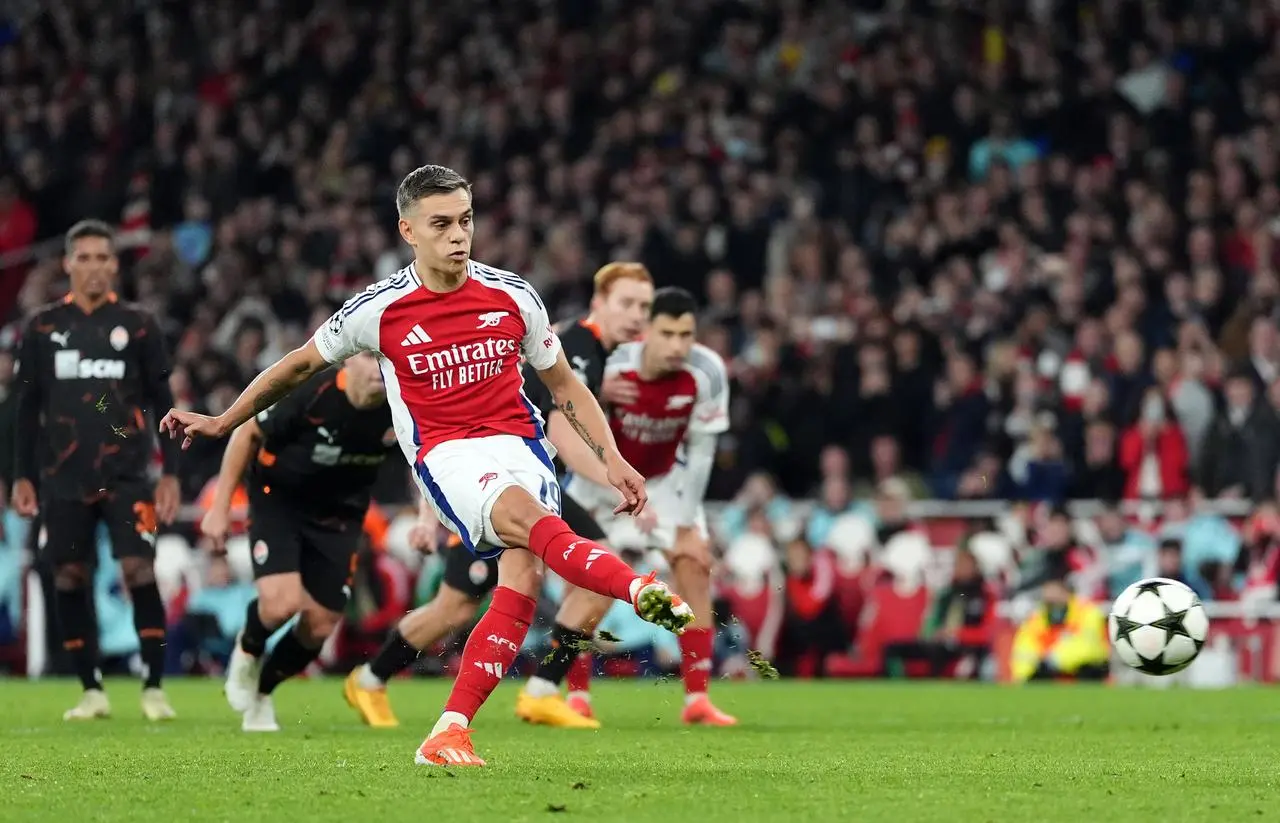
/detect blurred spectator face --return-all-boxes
[952,549,980,584]
[591,270,653,347]
[1041,513,1072,547]
[1164,498,1189,523]
[1097,508,1126,542]
[820,475,850,512]
[785,539,813,576]
[876,480,909,523]
[398,185,474,274]
[1225,374,1256,414]
[647,310,696,372]
[206,556,233,588]
[1041,580,1072,618]
[1156,541,1185,577]
[64,234,119,301]
[746,508,772,536]
[1115,332,1144,374]
[869,435,900,477]
[893,328,921,369]
[1084,421,1116,464]
[818,445,849,481]
[1250,317,1278,359]
[344,351,386,405]
[706,270,736,307]
[946,353,976,391]
[1192,267,1222,308]
[1139,388,1167,425]
[740,473,776,507]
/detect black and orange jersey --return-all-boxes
[521,314,611,475]
[250,367,395,521]
[521,315,609,419]
[14,293,178,501]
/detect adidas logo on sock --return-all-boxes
[401,324,432,347]
[474,661,504,678]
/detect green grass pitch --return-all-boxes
[3,677,1276,822]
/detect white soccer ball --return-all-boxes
[1108,577,1210,676]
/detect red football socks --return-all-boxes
[567,653,592,693]
[443,586,536,720]
[679,627,714,694]
[527,516,638,602]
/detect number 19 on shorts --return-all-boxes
[539,477,562,514]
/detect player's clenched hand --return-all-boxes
[160,409,230,450]
[154,475,180,525]
[200,508,231,556]
[606,455,647,516]
[407,520,438,554]
[600,374,639,406]
[10,479,38,518]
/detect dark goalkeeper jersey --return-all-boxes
[249,367,396,521]
[14,294,178,501]
[521,315,610,475]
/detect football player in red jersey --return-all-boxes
[162,166,692,767]
[538,287,738,726]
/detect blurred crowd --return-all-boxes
[5,0,1280,678]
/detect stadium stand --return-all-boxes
[3,0,1280,683]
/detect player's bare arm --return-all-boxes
[537,350,648,515]
[140,313,183,524]
[200,417,265,554]
[11,317,43,517]
[545,413,611,487]
[159,341,328,449]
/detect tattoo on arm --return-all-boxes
[558,400,606,461]
[250,360,316,414]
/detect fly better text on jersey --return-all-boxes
[407,337,518,391]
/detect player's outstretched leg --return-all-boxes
[119,557,176,721]
[347,583,482,728]
[514,507,693,634]
[244,603,338,732]
[670,556,736,727]
[517,585,611,729]
[416,552,538,767]
[54,563,110,721]
[226,597,280,712]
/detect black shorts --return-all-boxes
[442,541,499,600]
[442,492,607,600]
[41,482,159,566]
[247,490,362,612]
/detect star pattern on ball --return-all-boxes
[1113,614,1141,644]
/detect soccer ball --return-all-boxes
[1108,577,1209,675]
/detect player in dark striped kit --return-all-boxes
[13,220,182,721]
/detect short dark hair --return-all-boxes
[650,287,698,320]
[395,165,471,215]
[65,219,115,255]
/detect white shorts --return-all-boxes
[413,434,560,557]
[563,470,706,553]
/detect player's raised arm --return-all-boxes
[159,341,329,449]
[161,279,383,448]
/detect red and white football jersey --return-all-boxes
[312,260,561,462]
[603,341,730,479]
